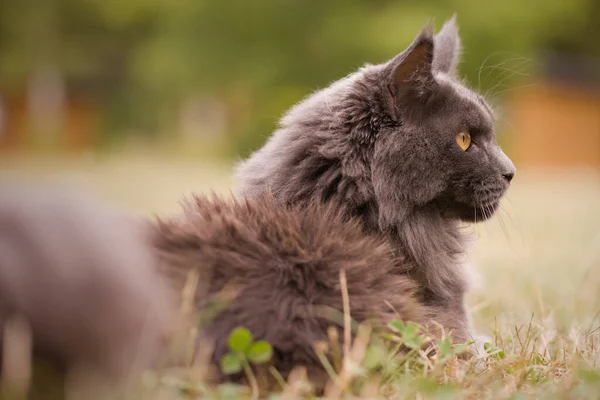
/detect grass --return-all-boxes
[1,153,599,399]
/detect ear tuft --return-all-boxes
[389,22,435,84]
[384,22,435,117]
[433,15,462,75]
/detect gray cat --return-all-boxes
[0,16,516,396]
[236,16,515,344]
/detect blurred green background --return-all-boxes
[0,0,599,160]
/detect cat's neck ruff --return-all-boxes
[237,130,471,301]
[389,208,471,301]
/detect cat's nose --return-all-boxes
[490,146,516,184]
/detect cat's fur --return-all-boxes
[152,193,433,385]
[236,17,516,343]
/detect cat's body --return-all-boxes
[153,193,433,385]
[236,17,515,344]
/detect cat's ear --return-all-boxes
[433,15,462,75]
[384,24,435,118]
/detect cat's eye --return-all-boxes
[456,130,471,151]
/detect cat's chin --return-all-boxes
[432,193,503,223]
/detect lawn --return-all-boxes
[1,154,599,399]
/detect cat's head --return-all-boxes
[237,17,515,231]
[368,17,516,229]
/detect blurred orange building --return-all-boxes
[0,94,100,153]
[0,67,102,154]
[508,53,600,170]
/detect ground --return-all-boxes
[1,153,599,399]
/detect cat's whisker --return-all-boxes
[491,82,539,97]
[500,201,521,234]
[486,73,533,102]
[477,53,529,91]
[491,59,533,89]
[500,204,525,259]
[486,57,532,80]
[496,207,511,243]
[478,55,530,91]
[485,205,494,237]
[482,70,530,97]
[484,58,533,100]
[487,204,496,225]
[480,64,530,77]
[478,201,492,238]
[478,53,499,91]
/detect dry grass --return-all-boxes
[1,154,599,399]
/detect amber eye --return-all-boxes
[456,130,471,151]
